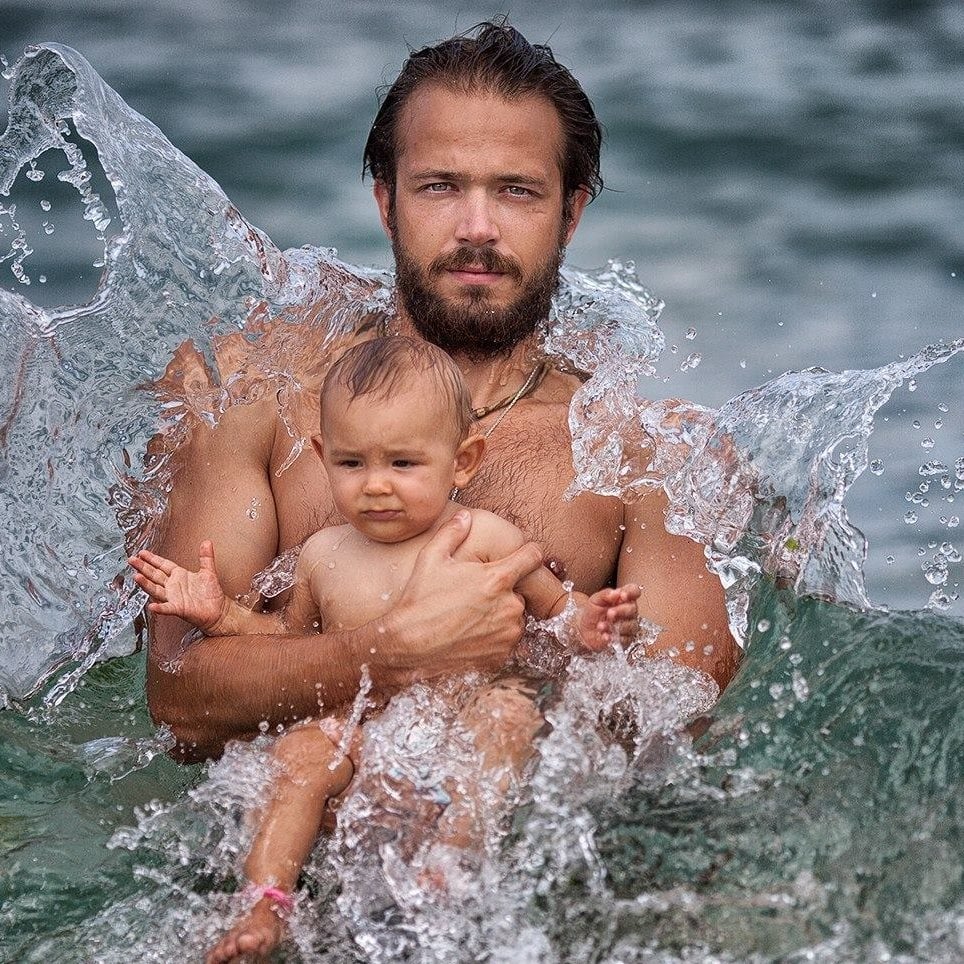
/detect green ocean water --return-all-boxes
[2,583,961,961]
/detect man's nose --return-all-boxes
[455,190,499,247]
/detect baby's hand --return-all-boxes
[128,540,228,633]
[577,584,641,652]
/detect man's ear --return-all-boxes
[563,188,591,245]
[373,179,393,241]
[453,434,486,488]
[311,433,325,461]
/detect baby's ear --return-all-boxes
[453,434,485,487]
[311,433,325,460]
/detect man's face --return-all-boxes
[374,86,588,359]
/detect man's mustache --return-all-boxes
[428,246,523,281]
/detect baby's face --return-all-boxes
[317,385,469,544]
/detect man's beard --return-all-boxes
[393,237,564,360]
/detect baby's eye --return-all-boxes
[393,459,415,468]
[338,459,361,468]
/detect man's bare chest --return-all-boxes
[268,410,625,593]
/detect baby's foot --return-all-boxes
[205,897,285,963]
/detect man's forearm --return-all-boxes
[148,618,408,762]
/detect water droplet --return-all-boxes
[870,459,884,475]
[40,199,51,212]
[921,437,935,449]
[739,359,747,369]
[948,516,960,528]
[684,327,697,340]
[379,592,391,601]
[908,379,918,392]
[327,561,336,569]
[871,291,877,299]
[886,555,895,564]
[904,511,918,524]
[937,402,949,413]
[680,352,701,371]
[38,275,46,284]
[912,419,921,429]
[756,619,771,632]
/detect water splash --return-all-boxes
[2,42,963,964]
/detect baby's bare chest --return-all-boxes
[269,408,625,595]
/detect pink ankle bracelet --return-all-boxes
[244,884,295,917]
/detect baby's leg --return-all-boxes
[434,676,545,853]
[206,720,354,964]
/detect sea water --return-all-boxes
[0,17,962,964]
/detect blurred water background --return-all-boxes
[0,2,962,962]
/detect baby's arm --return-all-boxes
[128,541,315,637]
[469,511,640,652]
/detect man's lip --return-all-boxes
[447,268,505,284]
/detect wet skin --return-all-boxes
[147,89,738,760]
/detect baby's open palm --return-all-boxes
[578,584,641,651]
[128,540,227,632]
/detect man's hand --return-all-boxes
[381,509,543,684]
[130,540,230,633]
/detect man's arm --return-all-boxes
[146,403,542,761]
[618,492,740,691]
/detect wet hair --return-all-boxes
[321,336,474,441]
[363,19,603,211]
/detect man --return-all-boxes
[147,21,739,762]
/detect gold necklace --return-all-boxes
[470,360,551,422]
[451,360,551,502]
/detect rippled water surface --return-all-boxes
[0,3,962,962]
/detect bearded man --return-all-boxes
[146,21,739,762]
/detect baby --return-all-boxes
[130,336,640,963]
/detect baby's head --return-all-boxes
[314,337,484,543]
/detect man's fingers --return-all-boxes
[487,541,543,587]
[419,509,473,561]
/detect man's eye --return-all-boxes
[505,185,533,197]
[424,182,452,193]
